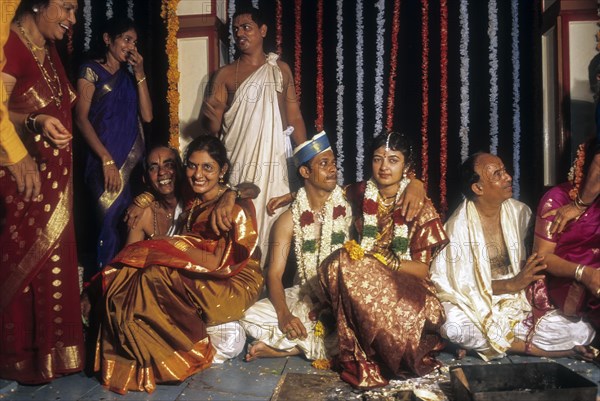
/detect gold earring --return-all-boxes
[219,175,224,183]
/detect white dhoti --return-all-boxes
[240,285,337,360]
[441,302,595,356]
[222,52,292,257]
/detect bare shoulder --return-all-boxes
[212,63,236,84]
[273,209,294,238]
[276,59,293,76]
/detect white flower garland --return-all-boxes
[228,0,236,62]
[511,0,521,199]
[336,0,345,184]
[127,0,134,20]
[356,1,365,181]
[291,186,350,294]
[361,179,411,260]
[83,0,92,52]
[106,0,113,19]
[459,0,470,162]
[488,0,499,154]
[374,0,386,136]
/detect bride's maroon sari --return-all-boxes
[0,31,84,383]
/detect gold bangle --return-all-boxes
[103,159,115,167]
[133,191,155,208]
[575,264,586,282]
[136,76,146,85]
[575,193,592,208]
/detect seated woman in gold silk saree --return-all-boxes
[96,136,263,394]
[319,132,449,390]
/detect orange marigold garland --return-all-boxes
[315,0,324,131]
[420,0,430,186]
[568,143,586,200]
[294,0,302,103]
[276,0,283,55]
[161,0,181,150]
[385,0,401,132]
[440,0,448,215]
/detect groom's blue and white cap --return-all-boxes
[292,131,331,167]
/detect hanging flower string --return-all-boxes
[83,0,92,52]
[488,0,499,154]
[161,0,181,150]
[459,0,470,162]
[67,25,74,56]
[421,0,430,186]
[356,1,365,181]
[374,0,386,135]
[294,0,302,102]
[335,0,345,184]
[315,0,324,131]
[385,0,401,132]
[511,0,521,199]
[275,0,283,55]
[568,143,586,200]
[127,0,134,20]
[228,0,236,62]
[439,0,448,216]
[106,0,113,19]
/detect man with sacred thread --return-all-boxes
[241,132,350,366]
[430,152,595,361]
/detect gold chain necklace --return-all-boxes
[185,187,225,232]
[153,201,175,236]
[16,19,63,108]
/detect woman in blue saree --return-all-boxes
[75,16,153,271]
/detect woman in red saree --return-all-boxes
[0,0,84,384]
[319,132,448,389]
[96,136,263,394]
[534,138,600,332]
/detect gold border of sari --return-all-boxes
[98,124,144,213]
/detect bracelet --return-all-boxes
[25,113,39,133]
[226,184,242,199]
[103,160,115,167]
[575,193,593,209]
[133,191,155,208]
[575,264,586,282]
[136,76,146,85]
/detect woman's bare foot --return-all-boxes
[245,341,301,362]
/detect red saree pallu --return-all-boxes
[0,32,84,383]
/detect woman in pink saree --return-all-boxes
[534,138,600,332]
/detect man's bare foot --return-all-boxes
[573,345,600,362]
[245,341,301,362]
[456,348,467,360]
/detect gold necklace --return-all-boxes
[185,187,226,232]
[16,19,63,108]
[16,19,45,51]
[153,201,175,236]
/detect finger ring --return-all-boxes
[596,289,600,297]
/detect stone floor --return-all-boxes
[1,350,599,401]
